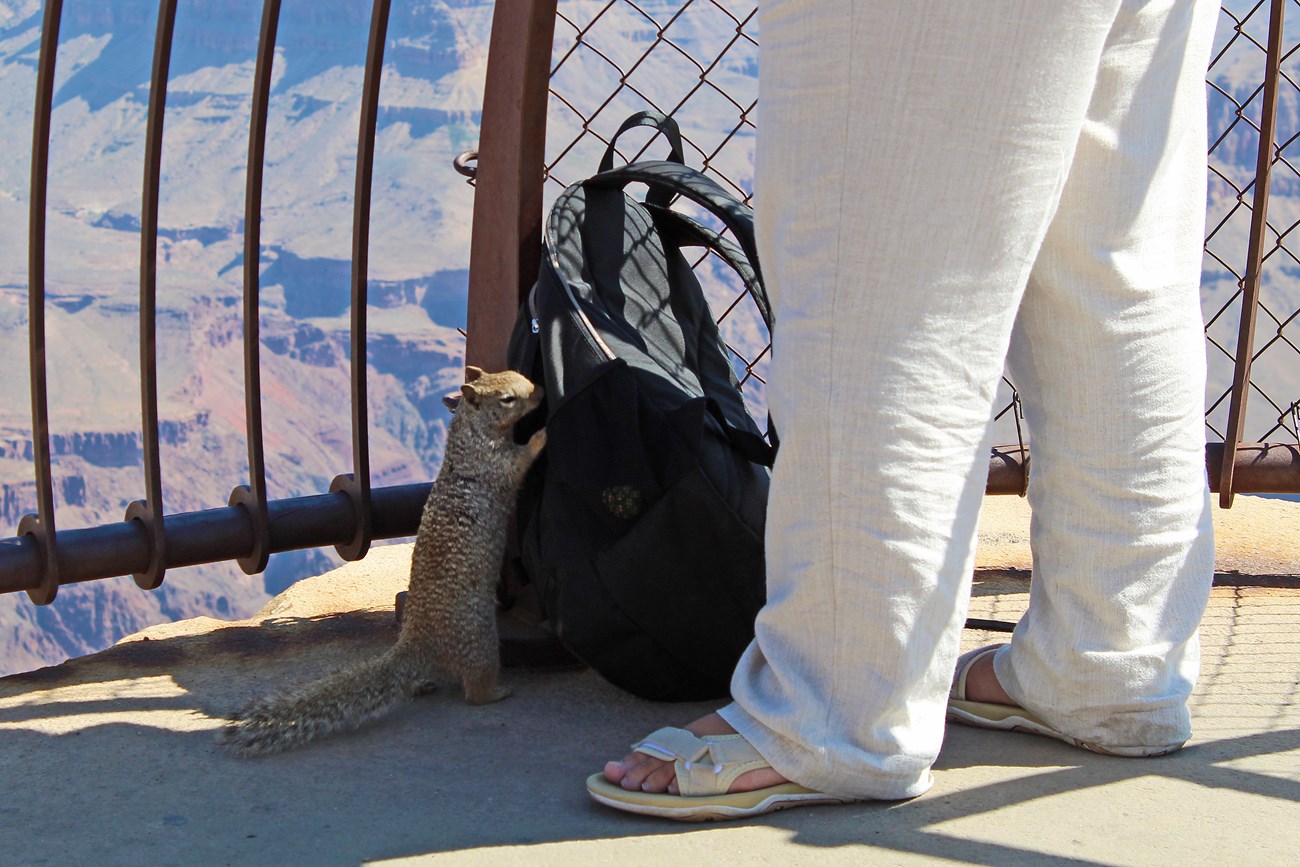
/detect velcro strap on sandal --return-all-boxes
[631,727,711,763]
[630,726,772,797]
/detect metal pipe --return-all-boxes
[980,442,1300,495]
[127,0,180,592]
[0,483,435,595]
[1219,0,1286,508]
[230,0,283,575]
[4,446,1298,599]
[985,444,1029,496]
[1206,441,1300,493]
[18,0,66,606]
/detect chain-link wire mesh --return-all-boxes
[544,0,1299,450]
[544,0,774,421]
[1206,0,1300,445]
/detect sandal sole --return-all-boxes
[946,699,1183,758]
[586,774,851,821]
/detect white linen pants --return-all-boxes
[719,0,1219,799]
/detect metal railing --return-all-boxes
[3,0,406,604]
[1,0,1298,606]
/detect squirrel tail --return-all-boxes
[218,639,431,757]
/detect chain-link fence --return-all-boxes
[1205,0,1300,448]
[541,0,1300,457]
[543,0,771,413]
[2,0,1297,606]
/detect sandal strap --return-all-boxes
[631,726,772,796]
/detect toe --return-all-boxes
[603,755,640,785]
[638,761,678,794]
[607,752,669,791]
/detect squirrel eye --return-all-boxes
[501,395,517,404]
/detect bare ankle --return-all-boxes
[966,651,1015,705]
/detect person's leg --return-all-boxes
[608,0,1131,801]
[991,0,1219,753]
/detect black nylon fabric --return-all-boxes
[507,127,772,701]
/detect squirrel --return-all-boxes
[219,367,546,757]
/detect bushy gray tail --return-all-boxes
[219,640,430,757]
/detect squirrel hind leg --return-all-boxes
[462,667,511,705]
[411,679,440,697]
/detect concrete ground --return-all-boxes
[0,495,1296,866]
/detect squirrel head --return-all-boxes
[443,367,543,434]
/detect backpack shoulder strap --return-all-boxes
[585,161,763,291]
[648,205,773,332]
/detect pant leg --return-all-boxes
[995,0,1220,753]
[720,0,1128,799]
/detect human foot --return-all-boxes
[589,716,851,820]
[602,712,787,795]
[947,644,1185,758]
[961,645,1014,705]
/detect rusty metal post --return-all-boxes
[1220,0,1286,508]
[463,0,561,647]
[19,0,66,606]
[126,0,180,591]
[464,0,559,372]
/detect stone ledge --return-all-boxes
[975,493,1298,577]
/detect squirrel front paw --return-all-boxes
[528,428,547,454]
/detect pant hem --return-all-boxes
[718,702,934,801]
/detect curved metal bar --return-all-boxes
[332,0,393,562]
[453,149,479,180]
[465,0,559,371]
[19,0,66,606]
[128,0,180,591]
[1220,0,1286,509]
[230,0,282,575]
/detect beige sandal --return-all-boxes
[947,644,1183,757]
[586,726,851,821]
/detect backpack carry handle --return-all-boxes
[598,111,686,173]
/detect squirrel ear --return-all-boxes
[460,383,482,408]
[464,365,485,383]
[442,393,461,412]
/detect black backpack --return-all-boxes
[507,112,776,701]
